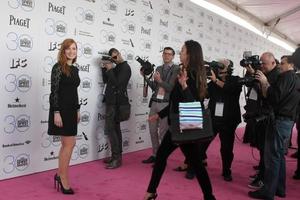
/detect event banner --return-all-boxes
[0,0,289,180]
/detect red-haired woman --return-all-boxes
[48,38,80,195]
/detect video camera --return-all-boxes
[240,51,261,70]
[136,56,155,76]
[204,61,225,77]
[238,51,261,86]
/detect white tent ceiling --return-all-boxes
[205,0,300,46]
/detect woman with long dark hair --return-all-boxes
[48,38,80,194]
[143,40,216,200]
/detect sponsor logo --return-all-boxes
[42,77,51,87]
[125,8,134,16]
[135,136,144,144]
[102,17,114,27]
[48,2,65,15]
[121,19,136,35]
[4,74,32,92]
[121,38,134,47]
[79,98,88,106]
[2,140,31,148]
[97,142,109,153]
[48,42,61,51]
[9,15,30,28]
[75,7,95,24]
[172,13,183,19]
[141,0,153,9]
[77,63,90,72]
[80,77,92,92]
[140,39,152,52]
[159,19,168,28]
[99,30,116,45]
[142,12,153,24]
[102,0,118,14]
[134,112,148,116]
[8,97,26,108]
[80,111,90,126]
[123,136,130,150]
[8,0,35,11]
[135,121,147,134]
[6,32,33,52]
[79,144,89,158]
[45,18,67,37]
[42,93,50,111]
[141,26,151,35]
[120,49,135,63]
[44,151,59,161]
[10,58,28,69]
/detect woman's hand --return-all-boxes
[54,112,63,127]
[177,68,188,89]
[208,70,217,82]
[148,114,159,122]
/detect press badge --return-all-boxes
[156,87,165,100]
[249,88,258,100]
[215,102,224,117]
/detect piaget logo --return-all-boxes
[48,2,66,15]
[9,15,31,28]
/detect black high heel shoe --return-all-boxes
[54,174,74,195]
[145,193,157,200]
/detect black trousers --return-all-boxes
[201,123,237,175]
[147,130,215,200]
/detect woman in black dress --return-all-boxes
[48,38,80,195]
[143,40,216,200]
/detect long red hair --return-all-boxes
[57,38,77,76]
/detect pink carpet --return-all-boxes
[0,128,299,200]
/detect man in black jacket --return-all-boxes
[205,59,242,181]
[249,54,300,199]
[101,48,131,169]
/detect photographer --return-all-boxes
[292,47,300,180]
[243,52,280,189]
[203,59,242,181]
[140,47,180,164]
[249,54,300,199]
[101,48,131,169]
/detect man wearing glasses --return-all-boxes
[101,48,132,169]
[249,53,300,199]
[141,47,180,164]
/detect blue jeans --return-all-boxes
[262,118,294,199]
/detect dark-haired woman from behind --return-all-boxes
[143,40,216,200]
[48,38,80,195]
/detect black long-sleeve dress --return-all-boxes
[48,63,80,136]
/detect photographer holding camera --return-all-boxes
[101,48,132,169]
[140,47,180,164]
[202,59,242,181]
[248,53,300,199]
[243,52,280,189]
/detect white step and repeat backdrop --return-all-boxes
[0,0,289,180]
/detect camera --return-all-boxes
[136,56,155,76]
[240,51,261,70]
[204,61,225,77]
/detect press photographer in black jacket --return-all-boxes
[101,48,132,169]
[203,59,242,182]
[249,53,300,199]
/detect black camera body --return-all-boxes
[136,56,155,76]
[205,61,225,77]
[240,55,261,70]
